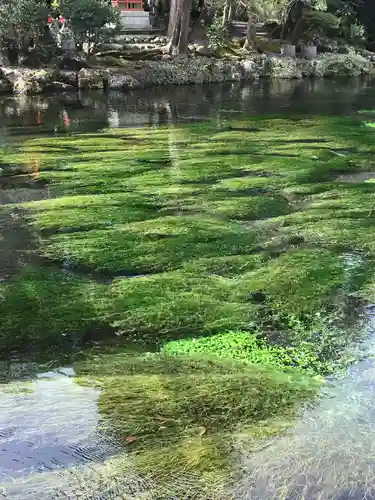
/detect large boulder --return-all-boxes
[0,50,10,67]
[261,56,303,79]
[358,49,375,63]
[194,44,213,57]
[57,54,89,71]
[58,70,78,87]
[314,53,372,77]
[241,59,258,78]
[49,81,77,92]
[96,43,125,52]
[13,69,56,94]
[78,68,104,89]
[106,72,141,91]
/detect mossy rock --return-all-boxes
[78,68,104,90]
[262,56,303,79]
[314,53,372,77]
[13,69,57,95]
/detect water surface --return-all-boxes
[2,78,375,499]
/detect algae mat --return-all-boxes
[2,98,375,498]
[2,115,375,350]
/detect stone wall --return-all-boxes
[119,11,150,31]
[0,53,372,95]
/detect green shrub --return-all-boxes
[60,0,119,52]
[315,54,371,77]
[207,16,231,48]
[0,0,49,55]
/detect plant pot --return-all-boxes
[303,45,317,60]
[282,44,296,57]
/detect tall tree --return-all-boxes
[166,0,192,54]
[351,0,375,48]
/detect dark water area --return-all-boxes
[1,78,375,139]
[1,78,375,499]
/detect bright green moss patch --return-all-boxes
[235,248,346,314]
[200,194,291,220]
[22,193,165,233]
[272,185,375,255]
[103,272,256,340]
[162,331,331,373]
[180,253,269,276]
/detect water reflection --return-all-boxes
[0,78,374,138]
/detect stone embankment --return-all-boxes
[0,53,372,95]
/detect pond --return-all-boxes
[2,78,375,499]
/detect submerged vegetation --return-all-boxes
[2,108,375,494]
[75,350,320,496]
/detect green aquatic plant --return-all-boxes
[41,216,261,274]
[2,113,374,360]
[0,265,104,351]
[75,351,320,497]
[162,331,336,374]
[3,110,375,496]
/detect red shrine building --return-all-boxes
[111,0,150,30]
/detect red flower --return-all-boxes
[47,17,53,23]
[59,16,65,23]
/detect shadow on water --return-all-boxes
[2,77,375,498]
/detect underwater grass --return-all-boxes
[41,216,261,274]
[2,113,375,353]
[2,111,375,496]
[75,351,320,497]
[0,265,105,352]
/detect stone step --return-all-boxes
[114,34,168,45]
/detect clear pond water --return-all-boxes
[2,78,375,499]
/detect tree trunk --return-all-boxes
[166,0,191,55]
[243,14,257,51]
[168,0,178,37]
[227,2,233,23]
[222,0,233,27]
[222,1,229,26]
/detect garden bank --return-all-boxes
[0,52,373,95]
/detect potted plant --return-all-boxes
[301,30,318,59]
[279,0,305,57]
[280,0,335,57]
